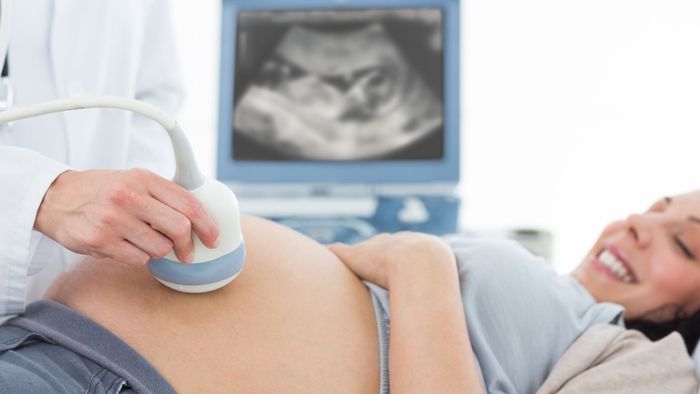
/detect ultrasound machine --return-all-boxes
[217,0,462,244]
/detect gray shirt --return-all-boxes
[445,236,624,393]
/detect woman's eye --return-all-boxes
[674,236,695,260]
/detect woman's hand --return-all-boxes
[328,232,456,289]
[332,232,483,393]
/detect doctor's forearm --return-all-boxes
[387,250,483,394]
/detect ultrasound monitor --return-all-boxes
[217,0,461,189]
[217,0,461,242]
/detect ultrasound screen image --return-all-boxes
[232,8,444,161]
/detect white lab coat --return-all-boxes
[0,0,183,315]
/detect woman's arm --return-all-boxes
[387,239,483,393]
[330,233,484,393]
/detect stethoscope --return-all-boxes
[0,0,13,131]
[0,53,12,113]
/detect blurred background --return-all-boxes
[170,0,700,273]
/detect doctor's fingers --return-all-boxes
[100,240,152,267]
[134,197,197,264]
[122,219,175,261]
[147,177,220,249]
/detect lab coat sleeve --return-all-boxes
[126,0,184,179]
[0,146,70,316]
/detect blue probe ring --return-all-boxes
[147,242,246,286]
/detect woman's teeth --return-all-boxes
[598,250,632,283]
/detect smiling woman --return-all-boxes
[573,191,700,350]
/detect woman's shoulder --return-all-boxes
[443,234,551,278]
[444,233,623,331]
[444,234,624,393]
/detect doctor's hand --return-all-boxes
[34,169,220,266]
[328,232,456,289]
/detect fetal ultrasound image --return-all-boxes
[232,8,444,161]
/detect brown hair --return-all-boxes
[626,309,700,353]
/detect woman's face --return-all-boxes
[573,190,700,321]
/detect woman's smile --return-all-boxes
[591,244,637,284]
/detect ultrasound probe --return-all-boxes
[0,96,246,293]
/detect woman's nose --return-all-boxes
[627,213,652,248]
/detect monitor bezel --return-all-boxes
[217,0,461,184]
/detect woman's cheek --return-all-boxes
[647,256,696,302]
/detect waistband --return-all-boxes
[365,281,390,394]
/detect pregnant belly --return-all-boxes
[46,215,380,393]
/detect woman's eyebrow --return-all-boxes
[666,197,700,225]
[665,197,700,225]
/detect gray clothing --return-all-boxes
[448,237,623,393]
[0,300,174,394]
[366,283,390,394]
[366,236,624,394]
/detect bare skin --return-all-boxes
[45,215,380,393]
